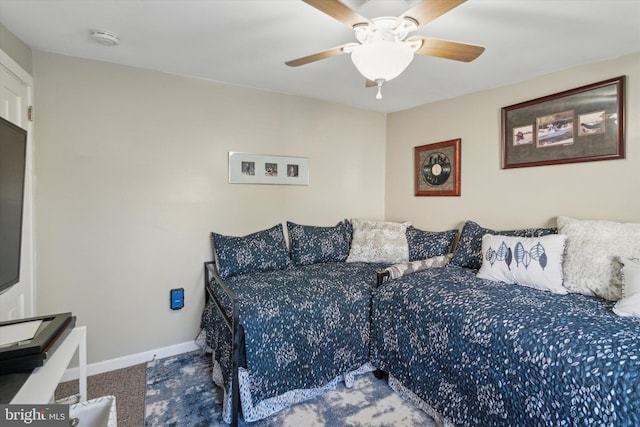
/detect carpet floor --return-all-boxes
[58,350,437,426]
[55,363,146,427]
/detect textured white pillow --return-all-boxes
[557,216,640,301]
[613,258,640,317]
[346,219,409,263]
[477,234,567,294]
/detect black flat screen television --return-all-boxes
[0,116,28,295]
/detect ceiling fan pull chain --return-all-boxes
[376,79,384,100]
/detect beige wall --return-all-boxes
[25,47,640,366]
[33,51,386,364]
[386,53,640,231]
[0,23,32,74]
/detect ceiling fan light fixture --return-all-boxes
[286,0,484,100]
[350,41,414,82]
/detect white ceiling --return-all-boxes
[1,0,639,113]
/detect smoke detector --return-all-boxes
[89,30,119,47]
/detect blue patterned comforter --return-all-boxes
[371,265,640,427]
[200,262,384,422]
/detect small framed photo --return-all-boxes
[229,152,309,185]
[287,164,299,177]
[578,111,606,136]
[414,139,461,197]
[535,110,574,148]
[513,125,534,146]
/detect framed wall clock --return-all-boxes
[414,138,461,197]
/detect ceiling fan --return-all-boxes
[285,0,485,99]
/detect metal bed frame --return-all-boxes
[375,269,390,287]
[204,261,245,427]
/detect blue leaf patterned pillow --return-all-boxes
[406,226,458,261]
[287,220,352,266]
[477,234,568,294]
[211,223,291,279]
[451,220,557,270]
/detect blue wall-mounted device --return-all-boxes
[170,288,184,310]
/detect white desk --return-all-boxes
[10,326,87,404]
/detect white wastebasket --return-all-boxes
[69,395,117,427]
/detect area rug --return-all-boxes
[144,350,436,426]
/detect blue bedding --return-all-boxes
[200,261,385,422]
[371,265,640,426]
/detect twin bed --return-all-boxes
[372,265,640,426]
[199,218,640,426]
[200,260,384,424]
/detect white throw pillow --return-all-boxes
[477,234,567,294]
[613,258,640,317]
[346,219,409,263]
[557,216,640,301]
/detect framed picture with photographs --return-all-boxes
[228,152,309,185]
[414,139,461,196]
[501,76,624,169]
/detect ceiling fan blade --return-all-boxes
[409,36,485,62]
[365,79,377,88]
[303,0,371,28]
[400,0,466,27]
[285,44,354,67]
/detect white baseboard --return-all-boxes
[61,340,200,383]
